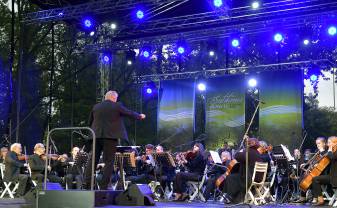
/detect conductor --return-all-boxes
[84,90,145,189]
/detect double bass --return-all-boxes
[299,144,337,191]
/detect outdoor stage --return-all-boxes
[0,199,333,208]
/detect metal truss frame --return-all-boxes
[23,0,189,23]
[133,59,335,83]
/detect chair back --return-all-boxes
[0,163,5,179]
[252,162,268,184]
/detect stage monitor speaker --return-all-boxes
[115,184,155,206]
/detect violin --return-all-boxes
[40,154,63,160]
[257,144,273,154]
[183,151,197,160]
[18,154,29,161]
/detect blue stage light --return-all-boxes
[136,10,144,19]
[251,1,260,9]
[274,33,283,42]
[303,39,310,45]
[103,55,110,63]
[213,0,223,7]
[197,83,206,91]
[58,12,64,17]
[328,26,337,36]
[209,51,215,57]
[310,74,318,82]
[89,31,95,36]
[146,88,153,94]
[231,39,240,47]
[84,19,93,28]
[143,51,150,58]
[178,46,185,54]
[248,78,257,87]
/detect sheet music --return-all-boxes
[210,150,222,164]
[281,144,295,161]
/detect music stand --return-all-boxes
[114,146,138,190]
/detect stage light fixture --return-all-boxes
[274,33,283,42]
[89,31,95,36]
[177,46,185,54]
[248,78,257,87]
[328,26,337,36]
[58,12,64,16]
[310,74,318,82]
[127,60,132,65]
[251,1,260,9]
[102,54,111,63]
[136,10,144,19]
[146,88,153,94]
[83,18,93,28]
[213,0,223,7]
[143,51,150,58]
[231,39,240,47]
[209,51,215,57]
[197,83,206,91]
[303,39,310,45]
[110,23,117,30]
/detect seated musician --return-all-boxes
[155,145,175,193]
[296,137,327,203]
[28,143,63,188]
[128,144,156,184]
[310,136,337,206]
[0,147,8,163]
[65,146,83,189]
[3,143,29,196]
[222,137,262,204]
[173,143,206,201]
[203,150,232,202]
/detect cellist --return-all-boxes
[311,136,337,206]
[296,137,328,203]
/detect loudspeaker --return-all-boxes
[115,184,155,206]
[24,189,123,208]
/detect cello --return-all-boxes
[215,159,238,188]
[299,143,337,191]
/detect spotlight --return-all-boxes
[251,1,260,9]
[303,39,310,45]
[177,46,185,54]
[89,31,95,36]
[209,51,215,57]
[110,23,117,30]
[197,83,206,91]
[136,10,144,19]
[213,0,223,7]
[310,74,318,82]
[274,33,283,42]
[102,54,111,63]
[231,39,240,47]
[83,18,93,28]
[143,51,150,58]
[146,88,153,94]
[58,12,64,16]
[127,60,132,65]
[328,26,337,36]
[248,78,257,87]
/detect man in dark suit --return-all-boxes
[84,90,146,190]
[4,143,29,196]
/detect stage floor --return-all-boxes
[0,199,333,208]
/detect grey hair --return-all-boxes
[105,91,118,100]
[10,143,21,151]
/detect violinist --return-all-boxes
[296,137,328,203]
[173,143,206,201]
[28,143,63,188]
[222,137,262,204]
[203,151,231,202]
[3,143,29,196]
[311,136,337,206]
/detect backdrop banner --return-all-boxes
[259,70,303,149]
[205,75,246,150]
[158,79,195,151]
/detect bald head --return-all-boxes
[105,91,118,102]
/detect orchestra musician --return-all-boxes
[84,90,145,190]
[222,137,262,204]
[28,143,63,188]
[311,136,337,206]
[65,146,83,189]
[0,147,8,163]
[173,143,206,201]
[155,145,175,194]
[296,137,328,203]
[203,150,232,202]
[3,143,29,196]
